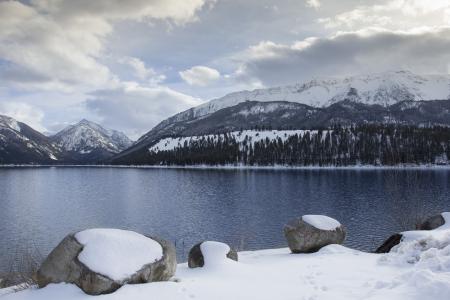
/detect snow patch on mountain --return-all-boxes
[52,119,132,154]
[149,130,321,153]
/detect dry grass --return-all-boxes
[0,247,43,291]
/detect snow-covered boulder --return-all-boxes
[188,241,238,268]
[283,215,346,253]
[376,213,447,253]
[36,229,176,295]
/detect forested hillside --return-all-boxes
[144,125,450,166]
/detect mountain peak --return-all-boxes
[51,120,132,158]
[0,114,21,132]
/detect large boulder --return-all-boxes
[283,215,346,253]
[375,213,447,253]
[36,229,176,295]
[188,241,238,268]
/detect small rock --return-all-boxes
[375,233,403,253]
[418,214,445,230]
[283,215,346,253]
[188,241,238,268]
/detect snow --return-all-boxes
[169,70,450,123]
[149,130,319,153]
[199,241,235,268]
[302,215,341,230]
[74,229,163,281]
[48,153,58,160]
[2,213,450,300]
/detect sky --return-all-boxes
[1,0,450,139]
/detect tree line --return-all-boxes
[144,124,450,166]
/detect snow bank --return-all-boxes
[75,229,163,281]
[2,214,450,299]
[302,215,341,230]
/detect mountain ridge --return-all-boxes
[0,116,132,164]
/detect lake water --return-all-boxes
[0,167,449,273]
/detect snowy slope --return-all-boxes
[195,70,450,117]
[51,120,132,155]
[0,115,61,163]
[2,212,450,300]
[149,130,320,153]
[161,71,450,127]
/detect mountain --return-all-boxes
[51,119,132,163]
[111,97,450,164]
[137,70,450,143]
[0,115,62,164]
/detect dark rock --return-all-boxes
[418,214,445,230]
[36,231,176,295]
[188,241,238,268]
[375,233,403,253]
[283,216,346,253]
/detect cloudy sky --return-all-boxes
[1,0,450,139]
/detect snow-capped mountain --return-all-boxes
[142,70,447,138]
[0,115,62,164]
[136,70,450,146]
[193,70,450,116]
[51,119,132,162]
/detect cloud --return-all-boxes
[86,82,202,139]
[179,66,221,86]
[306,0,321,10]
[234,27,450,86]
[117,56,166,84]
[318,0,450,30]
[0,0,212,92]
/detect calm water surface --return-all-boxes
[0,167,449,272]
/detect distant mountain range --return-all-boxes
[1,70,450,165]
[0,117,132,164]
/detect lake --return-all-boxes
[0,167,449,273]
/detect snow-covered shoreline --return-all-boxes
[2,213,450,300]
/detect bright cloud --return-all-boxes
[306,0,321,10]
[179,66,221,86]
[319,0,450,30]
